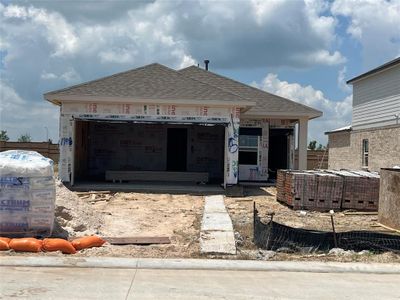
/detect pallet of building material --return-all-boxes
[283,171,292,205]
[299,172,318,210]
[276,169,287,203]
[0,150,55,237]
[284,171,310,209]
[282,171,297,206]
[348,171,380,210]
[314,172,343,210]
[279,170,293,205]
[326,170,359,209]
[327,170,379,211]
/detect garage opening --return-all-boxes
[268,128,293,179]
[73,120,225,184]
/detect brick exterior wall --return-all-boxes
[327,125,400,171]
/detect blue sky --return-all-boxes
[1,0,399,144]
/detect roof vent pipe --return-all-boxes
[204,60,210,71]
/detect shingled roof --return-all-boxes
[44,63,253,106]
[44,62,322,119]
[179,66,322,119]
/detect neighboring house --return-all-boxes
[326,57,400,171]
[44,63,321,187]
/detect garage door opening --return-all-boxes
[73,120,225,185]
[268,128,293,179]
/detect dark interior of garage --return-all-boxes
[73,121,225,184]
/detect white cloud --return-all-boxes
[0,80,59,141]
[252,73,352,144]
[293,50,346,67]
[3,4,78,57]
[177,54,196,69]
[174,0,345,68]
[1,1,345,71]
[59,68,81,83]
[331,0,400,67]
[98,48,137,64]
[40,68,81,83]
[41,72,58,80]
[337,66,352,93]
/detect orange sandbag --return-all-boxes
[0,237,11,243]
[9,238,43,252]
[71,236,106,250]
[0,237,11,251]
[42,238,76,254]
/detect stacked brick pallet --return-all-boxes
[327,170,380,211]
[276,169,380,211]
[316,172,343,210]
[276,170,287,203]
[277,170,306,208]
[297,172,318,210]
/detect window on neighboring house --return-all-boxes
[362,139,369,167]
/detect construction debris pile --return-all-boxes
[54,180,104,238]
[0,150,56,237]
[277,170,380,211]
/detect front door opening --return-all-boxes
[268,128,292,179]
[167,128,188,171]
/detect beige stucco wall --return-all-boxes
[328,125,400,171]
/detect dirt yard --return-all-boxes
[225,186,400,263]
[1,182,203,258]
[86,191,203,258]
[2,183,400,262]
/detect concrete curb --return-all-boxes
[1,257,400,274]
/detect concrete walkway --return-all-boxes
[1,265,399,299]
[199,195,236,255]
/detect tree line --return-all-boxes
[0,130,32,142]
[308,140,327,150]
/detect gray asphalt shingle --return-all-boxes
[45,63,248,103]
[179,66,322,117]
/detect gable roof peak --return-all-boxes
[44,62,253,106]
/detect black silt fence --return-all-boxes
[253,204,400,253]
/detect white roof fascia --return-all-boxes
[243,111,322,120]
[44,94,255,108]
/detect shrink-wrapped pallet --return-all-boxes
[0,150,55,237]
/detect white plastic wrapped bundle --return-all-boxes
[0,150,54,177]
[0,150,55,237]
